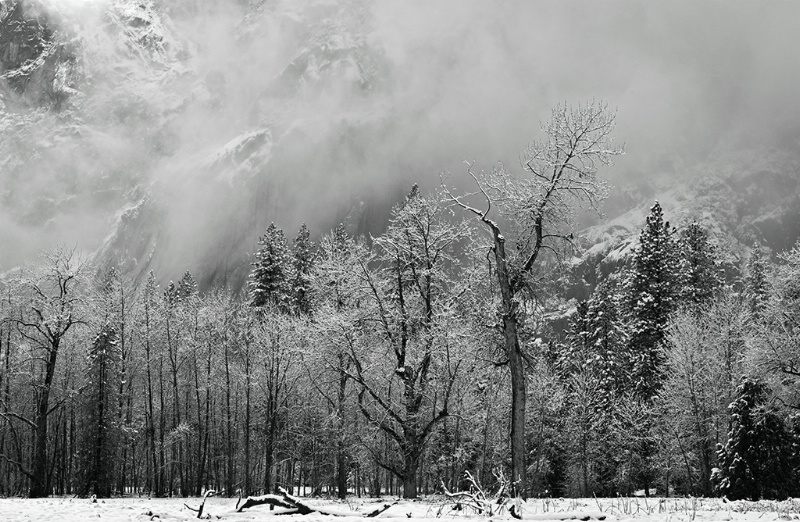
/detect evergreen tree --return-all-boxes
[585,278,629,405]
[177,270,198,301]
[713,378,795,500]
[559,301,592,378]
[621,202,681,496]
[291,223,315,315]
[78,325,121,497]
[164,280,179,307]
[745,246,770,315]
[625,201,681,401]
[678,222,722,306]
[249,223,290,309]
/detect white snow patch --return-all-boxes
[0,496,794,522]
[204,129,274,185]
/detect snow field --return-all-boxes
[0,496,798,522]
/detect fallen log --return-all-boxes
[236,487,396,516]
[236,491,299,513]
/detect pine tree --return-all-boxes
[163,280,179,307]
[713,378,794,500]
[625,201,681,401]
[140,270,164,496]
[78,324,121,497]
[678,222,722,306]
[559,301,592,378]
[291,223,315,315]
[585,279,628,405]
[745,246,770,315]
[249,223,290,309]
[177,270,198,301]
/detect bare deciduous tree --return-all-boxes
[344,187,471,498]
[445,101,622,496]
[14,247,87,497]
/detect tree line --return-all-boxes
[1,102,799,501]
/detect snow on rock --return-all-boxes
[205,128,273,185]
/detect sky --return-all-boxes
[1,0,800,273]
[371,0,800,176]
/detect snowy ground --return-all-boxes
[0,495,798,522]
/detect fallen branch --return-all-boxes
[439,470,507,517]
[185,490,216,519]
[236,487,396,516]
[363,502,398,517]
[442,484,487,514]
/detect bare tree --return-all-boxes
[661,292,750,496]
[14,247,87,497]
[444,101,622,496]
[308,224,365,499]
[343,187,471,498]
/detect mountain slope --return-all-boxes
[569,143,800,300]
[3,0,800,291]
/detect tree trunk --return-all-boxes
[402,458,418,500]
[158,357,166,496]
[492,229,527,498]
[144,304,159,497]
[264,416,275,493]
[30,345,59,498]
[244,349,252,496]
[336,367,347,499]
[29,409,49,497]
[224,341,234,496]
[508,341,526,498]
[166,317,185,497]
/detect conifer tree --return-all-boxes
[291,223,315,315]
[78,325,121,497]
[164,280,179,307]
[678,222,722,306]
[139,270,163,495]
[560,301,592,378]
[713,378,795,500]
[586,279,628,405]
[177,270,198,301]
[625,201,681,401]
[249,223,290,309]
[745,246,770,316]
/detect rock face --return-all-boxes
[0,0,77,109]
[567,144,800,301]
[0,0,190,269]
[2,0,800,289]
[88,0,400,289]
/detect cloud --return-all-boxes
[3,0,800,276]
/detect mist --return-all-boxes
[2,0,799,278]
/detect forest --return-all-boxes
[0,103,798,502]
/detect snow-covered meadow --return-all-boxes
[0,496,797,522]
